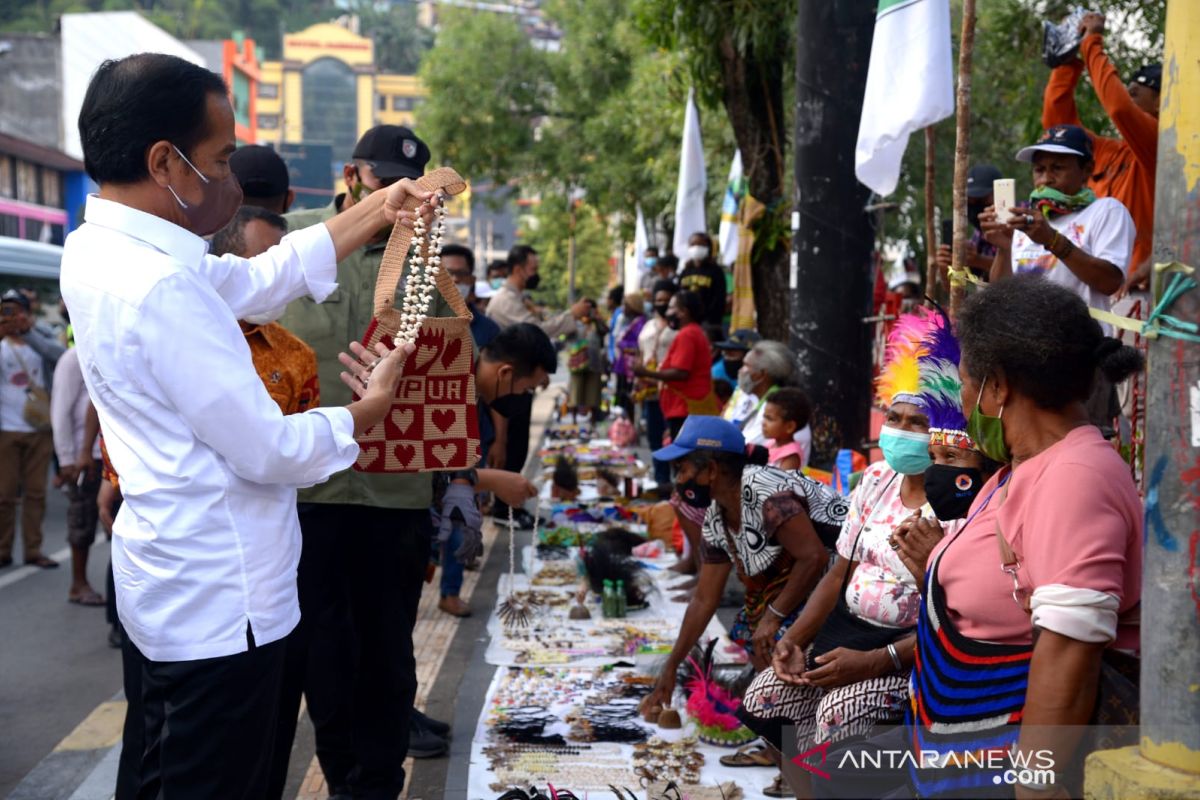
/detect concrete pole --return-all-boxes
[1086,1,1200,796]
[790,0,876,456]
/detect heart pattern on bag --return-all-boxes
[393,443,417,467]
[432,409,455,433]
[392,408,415,435]
[413,343,439,373]
[431,443,457,466]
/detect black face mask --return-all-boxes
[489,369,528,418]
[677,477,712,508]
[923,464,984,521]
[666,313,682,330]
[722,358,743,377]
[524,272,541,291]
[653,303,670,318]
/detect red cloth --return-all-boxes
[658,322,713,419]
[1042,35,1158,270]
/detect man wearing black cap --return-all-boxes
[271,124,451,799]
[935,163,1001,278]
[229,144,294,214]
[1042,11,1159,293]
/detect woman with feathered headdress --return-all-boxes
[737,308,973,798]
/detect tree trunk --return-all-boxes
[715,34,790,340]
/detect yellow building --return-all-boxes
[255,21,427,160]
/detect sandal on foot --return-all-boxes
[763,773,794,798]
[68,589,106,606]
[719,741,774,767]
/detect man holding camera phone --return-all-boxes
[979,124,1134,436]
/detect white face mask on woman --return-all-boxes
[686,244,710,263]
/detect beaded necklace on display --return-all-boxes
[498,503,542,628]
[394,199,448,345]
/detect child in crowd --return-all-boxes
[760,387,811,471]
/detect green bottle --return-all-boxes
[602,579,615,618]
[615,580,627,617]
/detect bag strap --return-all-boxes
[371,167,470,339]
[8,342,41,392]
[838,472,899,600]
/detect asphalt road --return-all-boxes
[0,485,122,798]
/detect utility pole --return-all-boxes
[1085,0,1200,796]
[790,0,877,459]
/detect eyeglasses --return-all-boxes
[1001,559,1032,611]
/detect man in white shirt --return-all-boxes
[61,53,432,799]
[981,124,1134,436]
[0,289,58,569]
[982,124,1134,321]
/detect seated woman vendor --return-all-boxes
[737,309,996,799]
[638,416,849,718]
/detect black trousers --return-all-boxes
[494,392,534,516]
[269,505,432,800]
[121,632,286,800]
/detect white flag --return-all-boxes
[626,205,650,292]
[855,0,954,196]
[717,150,744,266]
[673,88,707,257]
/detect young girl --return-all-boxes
[760,387,811,471]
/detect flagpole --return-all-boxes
[924,126,938,303]
[950,0,978,321]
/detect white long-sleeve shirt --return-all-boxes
[60,195,358,662]
[50,347,101,464]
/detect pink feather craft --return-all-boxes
[683,653,743,731]
[874,306,940,408]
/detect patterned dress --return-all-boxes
[699,466,848,651]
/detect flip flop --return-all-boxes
[68,590,105,606]
[719,741,775,768]
[763,773,794,798]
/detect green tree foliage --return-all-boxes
[892,0,1165,271]
[523,196,614,310]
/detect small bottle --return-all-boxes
[615,580,627,617]
[602,579,615,618]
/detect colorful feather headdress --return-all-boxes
[918,311,976,451]
[875,307,938,409]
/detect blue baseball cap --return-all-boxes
[1016,124,1093,163]
[652,416,746,463]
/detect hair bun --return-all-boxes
[1095,337,1145,384]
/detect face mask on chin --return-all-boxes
[168,145,242,237]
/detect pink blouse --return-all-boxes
[931,425,1142,649]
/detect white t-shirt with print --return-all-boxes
[1010,197,1134,330]
[0,339,42,433]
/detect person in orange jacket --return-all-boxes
[1042,11,1160,295]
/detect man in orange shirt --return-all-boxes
[1042,12,1160,294]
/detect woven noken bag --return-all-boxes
[353,167,477,473]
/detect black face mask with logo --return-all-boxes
[923,464,984,521]
[489,368,529,418]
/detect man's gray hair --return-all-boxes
[750,340,799,387]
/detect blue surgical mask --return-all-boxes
[644,256,658,268]
[489,277,505,290]
[879,425,932,476]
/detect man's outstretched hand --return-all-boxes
[1079,12,1105,39]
